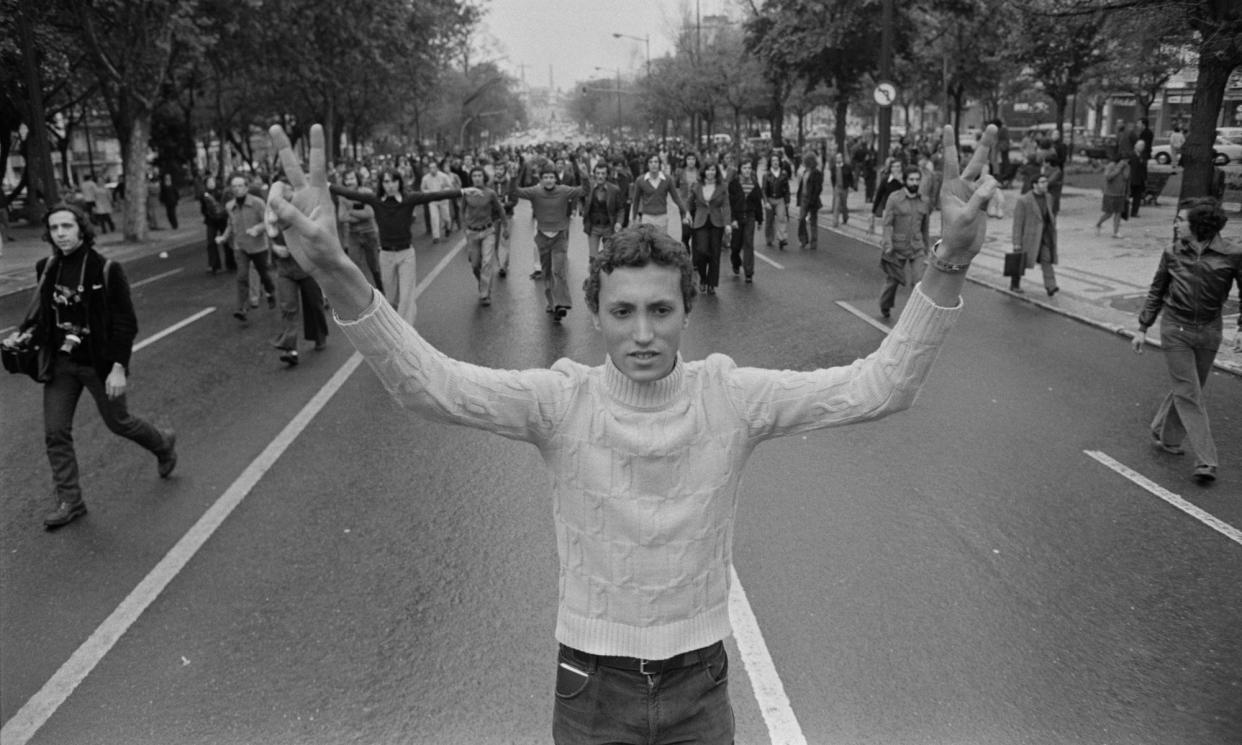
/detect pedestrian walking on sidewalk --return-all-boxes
[1010,174,1059,296]
[264,119,998,744]
[762,155,791,249]
[1131,197,1242,485]
[159,174,180,229]
[829,152,855,227]
[1095,152,1131,238]
[1128,141,1149,218]
[878,166,931,320]
[795,153,823,249]
[3,203,176,529]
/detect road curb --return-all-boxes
[821,221,1242,379]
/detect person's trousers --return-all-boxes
[164,202,179,229]
[466,227,497,300]
[535,230,572,310]
[1130,185,1145,217]
[640,212,671,236]
[1151,318,1222,468]
[1010,259,1057,293]
[552,641,734,745]
[763,198,787,245]
[729,215,756,278]
[493,215,512,272]
[348,229,384,293]
[879,253,925,313]
[797,206,819,248]
[380,246,418,325]
[692,225,725,288]
[832,188,849,225]
[205,223,231,271]
[235,249,275,313]
[93,211,114,233]
[587,225,614,261]
[273,268,327,350]
[44,355,167,503]
[429,201,451,239]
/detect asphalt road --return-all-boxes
[2,205,1240,745]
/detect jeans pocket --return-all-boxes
[555,660,592,699]
[702,646,729,687]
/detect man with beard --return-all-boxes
[878,166,931,321]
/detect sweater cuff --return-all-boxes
[901,282,962,340]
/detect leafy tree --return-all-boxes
[1100,6,1194,122]
[1010,0,1109,136]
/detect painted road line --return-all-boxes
[133,308,214,353]
[730,566,808,745]
[1084,450,1242,546]
[0,325,14,336]
[757,251,785,270]
[131,268,183,288]
[836,300,891,334]
[0,353,367,745]
[415,235,468,295]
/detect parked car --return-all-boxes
[1152,136,1242,166]
[1078,134,1117,161]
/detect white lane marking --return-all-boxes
[756,252,785,270]
[1085,450,1242,546]
[730,566,808,745]
[131,268,182,288]
[132,308,214,352]
[415,236,467,294]
[0,325,14,336]
[0,353,367,745]
[836,301,891,334]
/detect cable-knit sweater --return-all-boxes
[336,284,959,659]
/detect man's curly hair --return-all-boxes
[583,224,697,314]
[1178,196,1227,242]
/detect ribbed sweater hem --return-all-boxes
[556,602,732,659]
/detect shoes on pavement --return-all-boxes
[1047,287,1059,297]
[498,268,507,278]
[1151,431,1185,455]
[280,350,300,366]
[480,296,491,306]
[314,340,327,351]
[881,309,891,321]
[745,276,753,284]
[554,306,569,320]
[249,299,260,309]
[1193,465,1217,483]
[157,429,177,478]
[1010,286,1024,294]
[530,269,543,279]
[44,500,87,529]
[233,310,247,321]
[778,240,787,250]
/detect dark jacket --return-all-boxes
[22,249,137,381]
[797,167,823,210]
[762,171,790,202]
[688,182,732,230]
[1138,235,1242,331]
[580,180,624,233]
[728,178,765,223]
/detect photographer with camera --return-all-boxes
[3,203,177,529]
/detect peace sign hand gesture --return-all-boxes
[937,124,999,265]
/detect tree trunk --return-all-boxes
[121,113,151,241]
[18,2,58,216]
[1179,54,1231,200]
[834,97,849,161]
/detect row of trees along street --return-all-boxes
[2,0,527,242]
[567,0,1240,205]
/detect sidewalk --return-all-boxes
[823,177,1242,377]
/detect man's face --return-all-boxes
[1032,176,1049,195]
[741,162,753,179]
[47,210,83,254]
[593,263,687,383]
[904,172,921,192]
[343,171,358,188]
[471,170,486,187]
[540,172,558,189]
[647,156,661,175]
[593,165,609,182]
[381,173,400,195]
[230,178,248,197]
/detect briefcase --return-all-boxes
[1003,250,1025,278]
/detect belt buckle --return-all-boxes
[639,658,654,676]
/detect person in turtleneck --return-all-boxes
[878,166,931,321]
[727,159,764,283]
[4,203,176,529]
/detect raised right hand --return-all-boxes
[266,124,347,276]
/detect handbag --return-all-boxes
[1003,250,1026,278]
[1,336,44,380]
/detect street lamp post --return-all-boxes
[594,66,623,140]
[611,32,650,76]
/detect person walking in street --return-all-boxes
[1131,197,1242,485]
[200,175,233,274]
[829,151,855,227]
[145,172,163,230]
[1128,140,1148,218]
[91,178,115,234]
[264,119,998,745]
[268,187,327,366]
[796,153,824,249]
[3,203,176,529]
[728,159,763,283]
[515,165,590,321]
[217,173,276,322]
[159,174,180,229]
[762,156,791,250]
[687,163,733,295]
[330,169,467,326]
[492,160,518,278]
[1169,125,1186,167]
[1095,151,1131,238]
[419,160,455,243]
[581,162,624,262]
[1009,173,1059,296]
[878,166,931,321]
[674,152,702,251]
[462,167,507,307]
[631,153,690,236]
[335,169,383,293]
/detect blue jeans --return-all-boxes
[552,642,734,744]
[44,354,166,503]
[1151,317,1222,468]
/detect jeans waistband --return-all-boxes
[560,641,722,676]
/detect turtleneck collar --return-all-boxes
[602,353,687,409]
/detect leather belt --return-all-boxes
[380,245,410,252]
[560,641,722,676]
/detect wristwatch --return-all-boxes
[927,240,970,274]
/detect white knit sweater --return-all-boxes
[337,284,959,659]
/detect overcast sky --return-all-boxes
[480,0,734,90]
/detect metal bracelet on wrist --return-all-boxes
[929,240,970,274]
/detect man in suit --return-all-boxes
[796,153,823,250]
[1010,173,1059,296]
[581,162,624,260]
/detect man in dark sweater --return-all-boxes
[331,169,470,325]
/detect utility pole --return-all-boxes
[877,0,893,165]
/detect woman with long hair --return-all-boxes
[687,164,734,295]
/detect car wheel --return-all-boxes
[1156,153,1170,165]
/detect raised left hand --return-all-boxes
[938,124,999,264]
